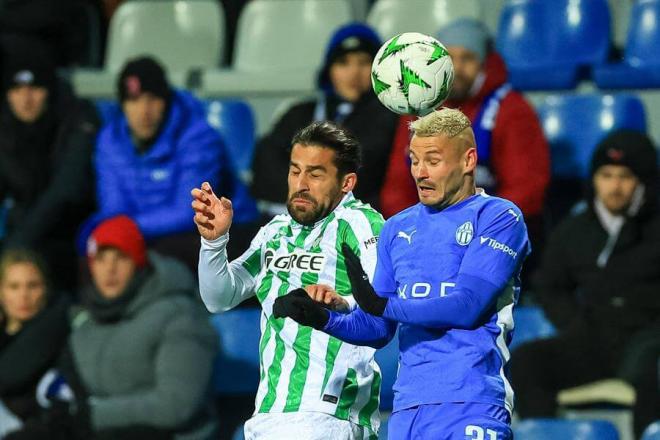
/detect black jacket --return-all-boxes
[0,296,69,421]
[251,93,398,210]
[0,81,99,248]
[535,201,660,340]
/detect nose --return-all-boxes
[412,162,429,181]
[293,172,310,193]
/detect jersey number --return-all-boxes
[465,425,497,440]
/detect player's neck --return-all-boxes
[434,182,476,211]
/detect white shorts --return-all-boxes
[244,411,374,440]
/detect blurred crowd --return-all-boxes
[0,1,658,439]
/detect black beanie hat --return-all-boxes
[117,56,170,102]
[2,42,56,92]
[590,129,658,185]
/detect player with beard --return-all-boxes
[192,121,384,439]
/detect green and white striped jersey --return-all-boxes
[199,192,384,432]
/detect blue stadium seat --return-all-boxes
[536,93,646,179]
[496,0,610,90]
[375,334,399,411]
[204,99,256,181]
[643,421,660,440]
[514,418,619,440]
[595,0,660,88]
[209,308,262,395]
[510,306,557,352]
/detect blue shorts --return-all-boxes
[388,402,512,440]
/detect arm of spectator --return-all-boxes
[534,223,580,330]
[491,96,550,218]
[0,297,69,394]
[88,302,217,430]
[133,126,225,239]
[7,101,99,245]
[95,130,134,218]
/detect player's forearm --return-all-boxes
[323,307,396,349]
[383,274,502,329]
[198,234,255,312]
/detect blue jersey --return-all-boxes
[373,192,530,413]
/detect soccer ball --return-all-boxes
[371,32,454,115]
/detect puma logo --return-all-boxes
[507,209,520,222]
[397,230,416,244]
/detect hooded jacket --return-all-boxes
[535,131,660,341]
[250,23,398,212]
[0,80,99,245]
[380,53,550,219]
[94,89,257,239]
[70,252,218,438]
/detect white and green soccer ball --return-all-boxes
[371,32,454,115]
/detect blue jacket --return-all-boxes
[94,90,256,239]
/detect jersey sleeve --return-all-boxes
[459,204,530,286]
[371,220,397,297]
[198,224,269,312]
[382,203,530,329]
[338,207,384,309]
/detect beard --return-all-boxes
[287,186,342,226]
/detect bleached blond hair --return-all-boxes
[410,107,472,139]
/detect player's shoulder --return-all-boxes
[338,196,385,227]
[382,203,420,236]
[259,214,292,237]
[472,192,525,230]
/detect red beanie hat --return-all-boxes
[87,215,148,268]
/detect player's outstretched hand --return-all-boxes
[191,182,233,241]
[341,244,387,316]
[272,288,329,330]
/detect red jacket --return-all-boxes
[379,53,550,219]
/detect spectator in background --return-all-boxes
[92,56,256,267]
[510,130,660,437]
[9,216,219,440]
[380,18,550,226]
[0,249,69,438]
[251,23,398,216]
[0,41,100,290]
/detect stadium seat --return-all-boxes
[513,418,620,440]
[510,306,556,352]
[233,0,352,73]
[105,0,224,72]
[209,308,262,395]
[496,0,610,90]
[367,0,482,40]
[595,0,660,88]
[204,99,256,183]
[643,421,660,440]
[375,334,399,411]
[536,93,646,179]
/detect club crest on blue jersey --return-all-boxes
[455,221,474,246]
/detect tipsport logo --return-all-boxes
[264,249,326,273]
[479,236,518,259]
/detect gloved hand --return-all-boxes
[272,288,329,330]
[341,244,387,316]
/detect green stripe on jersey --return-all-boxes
[321,337,342,395]
[358,370,381,427]
[258,316,286,412]
[241,248,262,277]
[334,368,359,420]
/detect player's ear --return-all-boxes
[340,172,357,193]
[463,147,477,174]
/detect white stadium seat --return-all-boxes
[105,0,225,72]
[233,0,353,72]
[367,0,482,40]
